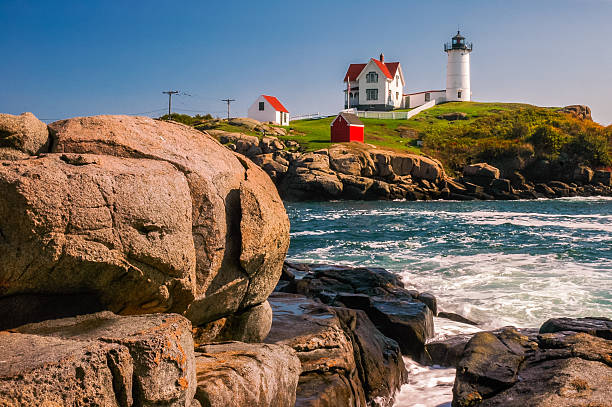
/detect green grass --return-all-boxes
[282,102,538,154]
[177,101,612,173]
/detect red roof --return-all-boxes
[262,95,289,113]
[344,63,367,82]
[343,59,399,82]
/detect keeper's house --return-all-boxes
[330,112,364,143]
[247,95,290,125]
[343,53,405,111]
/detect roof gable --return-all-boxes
[261,95,289,113]
[344,63,367,82]
[331,112,364,127]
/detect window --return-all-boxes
[396,92,399,100]
[458,91,462,99]
[366,72,378,83]
[425,93,430,102]
[366,89,378,101]
[453,39,457,45]
[259,102,264,111]
[396,75,399,87]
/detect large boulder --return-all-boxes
[0,112,49,159]
[27,115,288,329]
[266,292,406,407]
[463,163,500,186]
[6,311,198,407]
[279,152,343,200]
[452,321,612,407]
[0,154,196,328]
[328,144,374,176]
[194,341,301,407]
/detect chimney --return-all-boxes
[379,53,384,62]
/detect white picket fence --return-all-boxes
[356,100,437,120]
[290,112,329,121]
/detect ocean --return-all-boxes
[284,197,612,407]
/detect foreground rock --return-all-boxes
[0,112,49,159]
[266,292,406,407]
[0,115,289,335]
[3,312,197,406]
[0,154,196,329]
[452,317,612,406]
[194,341,301,407]
[278,262,435,358]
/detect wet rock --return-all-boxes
[48,115,289,330]
[452,320,612,407]
[285,264,434,358]
[417,292,438,315]
[0,112,49,158]
[266,292,406,407]
[194,341,301,407]
[539,317,612,339]
[438,312,479,326]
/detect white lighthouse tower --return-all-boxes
[445,31,473,102]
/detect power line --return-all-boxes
[162,90,179,117]
[221,98,235,121]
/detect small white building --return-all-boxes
[247,95,289,125]
[404,90,447,108]
[344,53,405,111]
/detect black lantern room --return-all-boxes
[445,30,473,52]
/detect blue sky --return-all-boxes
[2,0,611,124]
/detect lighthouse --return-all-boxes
[445,31,473,102]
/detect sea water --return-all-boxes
[285,197,612,407]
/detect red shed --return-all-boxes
[330,112,364,143]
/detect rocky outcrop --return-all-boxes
[277,262,435,359]
[560,105,592,121]
[266,292,406,407]
[452,317,612,407]
[194,341,301,407]
[0,115,293,334]
[0,112,49,159]
[3,312,198,407]
[207,127,612,201]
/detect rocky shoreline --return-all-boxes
[205,124,612,202]
[0,112,610,406]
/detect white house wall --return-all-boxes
[247,95,289,125]
[356,60,404,109]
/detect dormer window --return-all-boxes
[366,72,378,83]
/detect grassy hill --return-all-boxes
[166,102,612,175]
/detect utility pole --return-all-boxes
[221,98,235,121]
[162,90,179,118]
